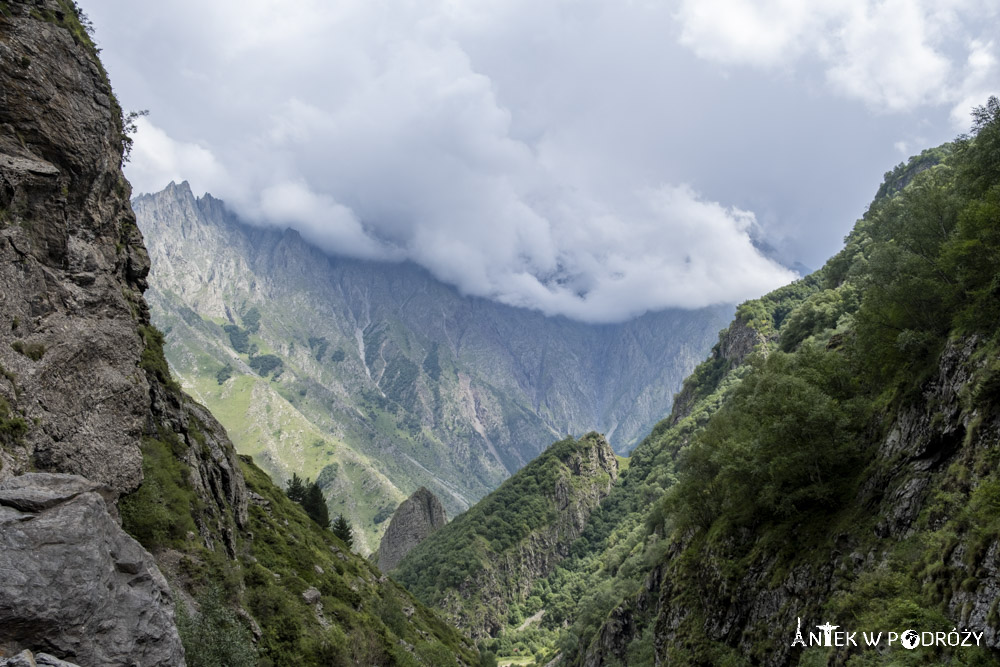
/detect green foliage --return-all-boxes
[957,95,1000,198]
[330,348,346,363]
[0,397,28,447]
[138,324,180,391]
[223,324,250,354]
[423,342,442,381]
[120,435,200,548]
[215,364,232,385]
[177,586,257,667]
[240,459,478,665]
[303,483,330,529]
[307,336,329,361]
[10,340,45,361]
[382,356,419,407]
[666,345,868,531]
[286,473,307,502]
[121,109,148,164]
[242,306,261,334]
[332,514,353,548]
[286,473,330,529]
[779,284,859,351]
[249,353,283,378]
[395,433,612,612]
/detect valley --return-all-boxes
[135,183,732,552]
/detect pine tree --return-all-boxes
[285,473,306,503]
[302,482,330,529]
[332,514,353,549]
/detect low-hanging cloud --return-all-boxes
[84,0,997,322]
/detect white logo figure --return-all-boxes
[791,617,806,647]
[816,622,839,647]
[901,630,919,649]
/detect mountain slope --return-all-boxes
[394,432,619,639]
[568,117,1000,665]
[134,183,732,551]
[389,104,1000,665]
[0,3,477,664]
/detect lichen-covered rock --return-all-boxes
[378,487,447,572]
[0,473,185,666]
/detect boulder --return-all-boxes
[0,474,185,666]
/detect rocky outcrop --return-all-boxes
[0,3,247,663]
[0,473,184,666]
[378,487,447,572]
[0,650,80,667]
[0,0,151,495]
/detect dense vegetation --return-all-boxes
[403,98,1000,665]
[286,472,331,529]
[394,433,617,640]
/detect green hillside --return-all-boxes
[395,98,1000,665]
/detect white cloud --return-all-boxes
[87,0,997,321]
[126,118,228,197]
[674,0,999,115]
[949,39,1000,128]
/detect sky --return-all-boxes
[83,0,999,323]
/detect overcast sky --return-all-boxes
[83,0,998,323]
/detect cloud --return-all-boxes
[84,0,997,321]
[674,0,998,117]
[126,118,228,197]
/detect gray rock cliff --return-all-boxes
[378,486,447,572]
[0,2,246,663]
[0,473,184,666]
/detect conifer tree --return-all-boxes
[302,482,331,529]
[285,473,306,503]
[332,514,353,549]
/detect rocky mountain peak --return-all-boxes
[378,486,447,572]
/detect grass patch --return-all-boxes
[120,435,201,549]
[11,340,45,361]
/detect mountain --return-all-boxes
[394,433,619,639]
[385,107,1000,665]
[133,183,733,552]
[377,487,448,572]
[0,2,476,664]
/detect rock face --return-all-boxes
[0,3,246,663]
[378,487,447,572]
[0,474,185,666]
[0,0,151,495]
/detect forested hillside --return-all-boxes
[398,99,1000,665]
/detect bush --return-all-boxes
[11,340,45,361]
[249,354,283,378]
[177,586,257,667]
[223,324,250,354]
[120,436,200,548]
[215,364,232,385]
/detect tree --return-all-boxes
[302,482,330,529]
[285,473,306,503]
[332,514,353,549]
